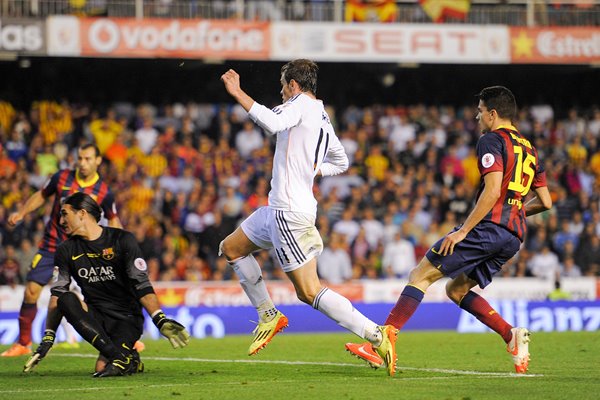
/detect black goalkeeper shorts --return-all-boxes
[87,305,144,350]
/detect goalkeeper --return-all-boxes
[23,192,190,377]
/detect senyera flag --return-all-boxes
[419,0,471,23]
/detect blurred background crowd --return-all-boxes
[1,96,599,286]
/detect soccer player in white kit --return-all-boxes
[220,59,399,376]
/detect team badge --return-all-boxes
[102,247,115,260]
[481,153,495,168]
[134,258,148,271]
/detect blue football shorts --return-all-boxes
[425,221,521,289]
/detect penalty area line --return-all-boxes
[52,353,543,378]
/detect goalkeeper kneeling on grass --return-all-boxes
[23,192,190,377]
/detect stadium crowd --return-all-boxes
[0,97,599,286]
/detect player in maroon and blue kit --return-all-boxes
[346,86,552,375]
[2,143,123,357]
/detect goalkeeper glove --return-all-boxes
[23,329,56,372]
[152,310,190,349]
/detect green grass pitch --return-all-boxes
[1,331,598,400]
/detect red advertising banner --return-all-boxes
[510,27,600,64]
[79,18,270,59]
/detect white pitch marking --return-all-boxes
[52,353,544,378]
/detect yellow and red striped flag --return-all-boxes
[419,0,471,23]
[345,0,398,23]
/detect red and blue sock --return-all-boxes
[459,291,513,343]
[18,302,37,345]
[384,285,424,330]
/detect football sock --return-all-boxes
[384,285,424,330]
[312,287,381,345]
[18,302,37,345]
[230,255,277,322]
[459,291,513,343]
[56,292,121,359]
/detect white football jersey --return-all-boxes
[248,93,348,217]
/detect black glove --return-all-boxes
[152,310,190,349]
[23,329,56,372]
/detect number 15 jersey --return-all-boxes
[476,126,547,241]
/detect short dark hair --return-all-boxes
[79,143,101,157]
[476,86,517,122]
[62,192,102,222]
[281,59,318,95]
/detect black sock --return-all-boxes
[56,292,121,360]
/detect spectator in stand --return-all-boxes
[526,226,550,253]
[364,143,389,183]
[382,230,416,279]
[5,127,28,163]
[89,109,122,155]
[528,244,561,280]
[318,233,353,285]
[104,132,129,173]
[560,256,582,278]
[388,114,416,155]
[350,228,371,276]
[235,120,264,159]
[552,219,579,259]
[15,238,36,282]
[574,233,600,276]
[0,245,22,287]
[360,207,384,251]
[135,117,159,155]
[333,206,361,245]
[554,187,577,222]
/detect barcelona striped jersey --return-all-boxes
[39,169,118,252]
[476,126,547,241]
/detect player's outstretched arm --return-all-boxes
[8,190,45,227]
[23,330,56,372]
[23,296,62,372]
[152,310,191,349]
[139,293,191,349]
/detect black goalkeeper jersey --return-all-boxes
[50,227,154,319]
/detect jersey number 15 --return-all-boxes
[508,145,535,196]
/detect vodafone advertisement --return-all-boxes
[510,27,600,64]
[270,22,511,64]
[48,16,269,59]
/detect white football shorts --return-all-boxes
[241,206,324,272]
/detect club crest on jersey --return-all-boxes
[102,247,115,260]
[481,153,495,168]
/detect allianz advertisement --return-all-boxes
[0,279,598,344]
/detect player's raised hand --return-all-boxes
[23,330,56,372]
[152,311,191,349]
[221,69,242,97]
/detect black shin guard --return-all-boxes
[56,292,121,360]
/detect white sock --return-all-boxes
[312,287,382,344]
[230,255,277,322]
